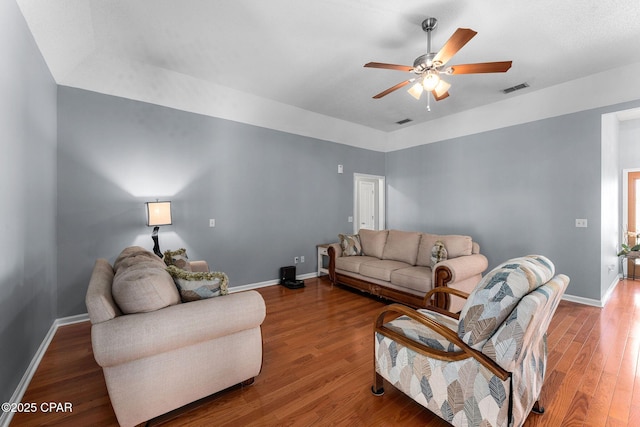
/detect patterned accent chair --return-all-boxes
[372,255,569,427]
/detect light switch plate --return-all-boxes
[209,219,215,227]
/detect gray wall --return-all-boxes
[385,103,640,301]
[56,87,385,317]
[0,0,58,406]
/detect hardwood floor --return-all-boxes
[9,277,640,426]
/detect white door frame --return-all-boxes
[622,168,640,243]
[353,173,385,233]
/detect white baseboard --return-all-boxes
[229,272,318,293]
[601,274,621,306]
[562,293,604,307]
[0,313,89,427]
[562,274,621,308]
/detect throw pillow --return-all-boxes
[113,246,165,271]
[163,248,192,272]
[338,233,362,257]
[112,263,181,314]
[166,265,229,302]
[430,241,448,268]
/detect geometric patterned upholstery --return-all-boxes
[458,255,556,350]
[374,255,569,427]
[384,309,461,353]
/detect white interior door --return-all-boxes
[354,173,385,233]
[358,180,376,230]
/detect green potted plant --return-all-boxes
[617,243,640,257]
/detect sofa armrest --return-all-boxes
[91,290,266,368]
[326,243,342,282]
[188,260,209,272]
[431,254,488,309]
[433,253,488,285]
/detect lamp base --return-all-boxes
[151,226,162,258]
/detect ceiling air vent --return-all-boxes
[502,82,529,94]
[396,118,413,125]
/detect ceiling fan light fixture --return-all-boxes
[434,79,451,97]
[422,72,440,91]
[407,82,424,100]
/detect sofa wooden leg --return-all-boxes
[532,400,545,415]
[371,372,384,396]
[241,377,255,387]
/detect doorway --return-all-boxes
[623,169,640,278]
[353,173,385,233]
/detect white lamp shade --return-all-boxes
[407,82,424,100]
[146,201,172,226]
[434,79,451,97]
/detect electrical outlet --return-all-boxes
[300,256,305,263]
[575,219,588,228]
[209,218,215,227]
[294,256,299,264]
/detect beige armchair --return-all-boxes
[85,247,266,427]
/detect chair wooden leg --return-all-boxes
[371,372,384,396]
[532,400,545,415]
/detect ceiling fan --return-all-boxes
[365,17,512,109]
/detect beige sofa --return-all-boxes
[328,229,488,312]
[85,247,266,427]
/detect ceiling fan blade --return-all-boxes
[364,62,414,72]
[432,90,450,101]
[372,80,412,99]
[433,28,477,66]
[449,61,513,74]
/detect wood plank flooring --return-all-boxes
[9,277,640,426]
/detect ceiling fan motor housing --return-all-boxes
[421,17,437,32]
[413,53,441,73]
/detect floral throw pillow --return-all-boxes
[163,248,192,272]
[166,265,229,302]
[430,240,448,268]
[339,233,363,257]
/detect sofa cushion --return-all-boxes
[166,265,229,302]
[163,248,192,271]
[390,266,432,293]
[338,233,363,256]
[417,234,473,266]
[113,246,165,271]
[335,255,380,274]
[359,259,410,281]
[382,230,421,265]
[112,262,181,314]
[430,240,448,268]
[359,229,388,259]
[457,255,555,350]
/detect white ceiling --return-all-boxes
[16,0,640,134]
